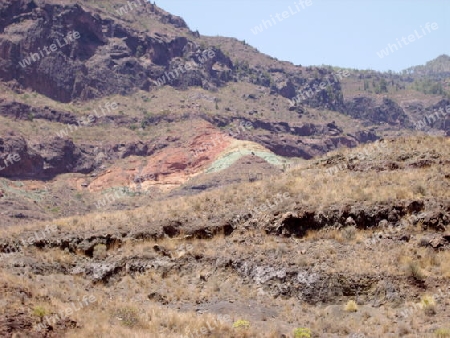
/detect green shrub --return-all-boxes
[232,319,250,329]
[421,295,436,316]
[32,306,48,322]
[294,327,311,338]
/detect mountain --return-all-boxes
[0,1,449,337]
[405,54,450,77]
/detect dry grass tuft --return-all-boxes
[421,295,436,316]
[344,300,358,312]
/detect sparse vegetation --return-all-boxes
[93,243,107,259]
[435,328,450,338]
[114,307,143,328]
[0,0,449,337]
[342,226,357,241]
[421,295,436,316]
[294,327,312,338]
[232,319,250,329]
[344,300,358,312]
[32,306,48,322]
[405,261,426,281]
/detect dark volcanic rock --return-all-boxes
[262,200,437,237]
[0,129,175,178]
[0,0,235,102]
[0,133,44,177]
[345,97,413,127]
[0,99,78,124]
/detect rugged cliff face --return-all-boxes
[0,0,346,107]
[0,0,231,102]
[345,97,411,127]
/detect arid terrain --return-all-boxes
[0,0,449,337]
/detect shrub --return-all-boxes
[294,327,312,338]
[32,306,48,322]
[405,261,425,281]
[342,226,356,241]
[421,295,436,316]
[93,243,107,259]
[414,185,426,196]
[232,319,250,329]
[115,307,142,328]
[435,328,450,337]
[136,45,144,57]
[344,300,358,312]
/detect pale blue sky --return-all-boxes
[156,0,450,72]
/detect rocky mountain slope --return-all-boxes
[0,136,449,337]
[0,0,448,227]
[0,0,449,337]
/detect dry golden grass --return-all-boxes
[2,226,450,337]
[0,136,449,337]
[0,261,278,337]
[1,136,448,242]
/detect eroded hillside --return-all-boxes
[0,0,449,337]
[0,137,449,337]
[0,0,449,227]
